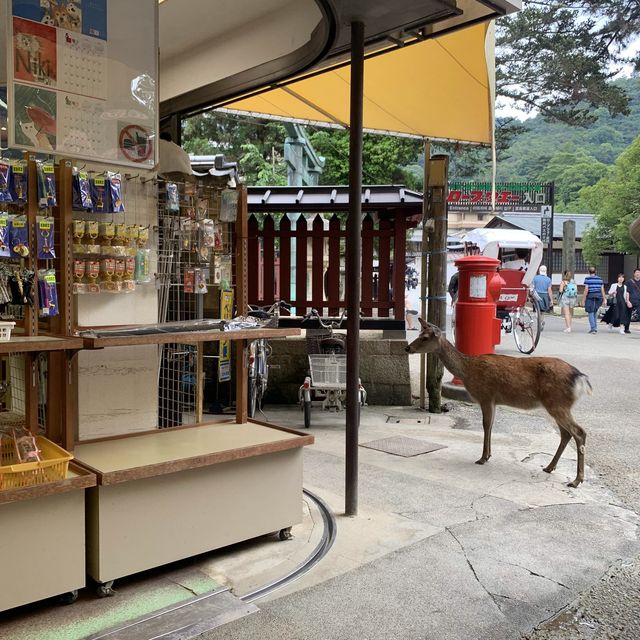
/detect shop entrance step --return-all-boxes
[86,587,257,640]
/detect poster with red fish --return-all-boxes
[13,17,57,87]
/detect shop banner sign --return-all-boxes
[219,289,233,382]
[447,182,553,213]
[5,0,158,168]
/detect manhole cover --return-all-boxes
[385,416,430,425]
[360,436,446,457]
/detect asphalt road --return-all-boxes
[489,312,640,639]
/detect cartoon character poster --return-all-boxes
[13,17,57,87]
[13,83,57,150]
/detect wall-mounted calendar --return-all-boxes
[2,0,158,168]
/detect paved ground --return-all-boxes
[2,313,638,639]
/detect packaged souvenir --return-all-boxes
[91,175,108,213]
[10,161,28,203]
[194,267,208,295]
[100,258,117,292]
[166,182,180,213]
[220,189,239,222]
[0,216,11,258]
[108,172,125,213]
[183,268,195,294]
[86,260,101,293]
[73,259,86,294]
[123,256,136,292]
[37,217,56,259]
[134,249,151,283]
[99,222,116,247]
[0,162,13,203]
[13,428,41,463]
[38,269,59,317]
[37,161,57,208]
[9,215,30,258]
[9,269,35,305]
[73,169,93,211]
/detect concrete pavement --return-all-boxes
[2,314,639,639]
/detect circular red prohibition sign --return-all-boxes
[119,125,153,163]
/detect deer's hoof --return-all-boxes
[542,465,554,474]
[567,479,582,488]
[475,457,489,465]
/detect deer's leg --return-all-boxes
[546,409,586,487]
[543,427,571,474]
[476,402,495,465]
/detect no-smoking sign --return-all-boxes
[118,124,154,164]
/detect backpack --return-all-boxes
[564,282,578,298]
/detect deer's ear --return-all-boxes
[418,317,429,330]
[431,324,442,337]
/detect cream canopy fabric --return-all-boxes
[223,22,495,145]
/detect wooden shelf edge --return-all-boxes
[0,462,96,505]
[0,335,84,354]
[80,327,300,349]
[78,434,314,486]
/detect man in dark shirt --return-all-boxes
[582,267,606,334]
[625,268,640,332]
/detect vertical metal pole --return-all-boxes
[548,182,555,279]
[419,141,431,410]
[345,20,364,517]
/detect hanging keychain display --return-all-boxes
[10,215,29,258]
[73,259,86,294]
[36,161,57,208]
[0,162,13,203]
[11,161,28,204]
[166,182,180,213]
[91,174,108,212]
[0,215,11,258]
[37,217,56,259]
[38,269,59,317]
[73,169,94,211]
[108,172,125,213]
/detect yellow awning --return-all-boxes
[222,22,495,145]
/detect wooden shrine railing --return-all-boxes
[248,213,409,319]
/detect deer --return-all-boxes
[406,318,592,488]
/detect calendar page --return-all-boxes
[5,0,157,169]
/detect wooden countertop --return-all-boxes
[81,327,300,349]
[74,422,314,485]
[0,335,84,354]
[0,463,96,505]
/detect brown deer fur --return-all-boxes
[406,318,591,487]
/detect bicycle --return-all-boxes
[247,300,290,418]
[298,309,366,429]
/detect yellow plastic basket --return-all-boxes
[0,436,73,490]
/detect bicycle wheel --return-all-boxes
[248,377,257,418]
[303,400,311,429]
[513,294,542,354]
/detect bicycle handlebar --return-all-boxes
[303,309,347,329]
[248,300,291,317]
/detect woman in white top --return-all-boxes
[558,270,578,332]
[601,273,632,334]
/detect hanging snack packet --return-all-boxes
[10,215,30,258]
[108,172,125,213]
[219,189,239,222]
[37,217,56,259]
[0,162,13,203]
[91,175,108,213]
[37,161,57,208]
[0,215,11,258]
[134,249,151,283]
[10,161,28,204]
[166,182,180,213]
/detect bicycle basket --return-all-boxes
[308,354,347,389]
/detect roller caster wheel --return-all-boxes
[96,581,115,598]
[279,527,293,541]
[60,590,78,605]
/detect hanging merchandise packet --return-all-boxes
[10,215,30,258]
[91,175,108,213]
[10,161,28,204]
[73,169,94,211]
[37,161,57,208]
[108,172,125,213]
[0,215,11,258]
[38,269,59,317]
[37,217,56,259]
[0,162,12,203]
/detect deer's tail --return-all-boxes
[572,369,593,400]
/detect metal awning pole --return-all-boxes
[419,140,430,410]
[345,20,364,517]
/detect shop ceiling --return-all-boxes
[159,0,521,142]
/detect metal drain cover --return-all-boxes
[360,435,446,457]
[386,416,430,425]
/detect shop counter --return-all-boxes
[74,422,313,585]
[0,465,96,612]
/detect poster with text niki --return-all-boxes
[13,17,57,87]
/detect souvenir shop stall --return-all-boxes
[0,0,311,612]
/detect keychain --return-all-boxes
[10,215,30,258]
[37,217,56,259]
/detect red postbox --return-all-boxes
[453,255,504,357]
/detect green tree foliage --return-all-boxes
[307,129,421,186]
[496,1,640,124]
[579,135,640,262]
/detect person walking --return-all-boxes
[624,268,640,332]
[582,266,606,334]
[532,265,553,312]
[601,273,632,334]
[558,270,578,332]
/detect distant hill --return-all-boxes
[496,77,640,181]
